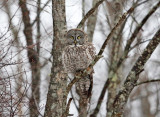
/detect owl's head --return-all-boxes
[66,29,86,46]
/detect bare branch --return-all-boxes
[77,0,105,28]
[90,79,110,117]
[135,79,160,86]
[62,98,73,117]
[66,75,81,95]
[88,6,135,70]
[19,0,40,116]
[31,0,51,26]
[130,39,152,50]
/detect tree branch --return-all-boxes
[90,79,110,117]
[87,5,135,73]
[62,98,73,117]
[135,79,160,86]
[19,0,39,116]
[31,0,51,26]
[66,76,81,95]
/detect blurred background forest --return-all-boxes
[0,0,160,117]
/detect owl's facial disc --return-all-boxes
[66,29,85,46]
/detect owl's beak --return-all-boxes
[74,40,77,46]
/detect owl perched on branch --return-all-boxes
[62,29,96,97]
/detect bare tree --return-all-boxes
[0,0,160,117]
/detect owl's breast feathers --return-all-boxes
[62,43,96,73]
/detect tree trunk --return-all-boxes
[44,0,67,117]
[19,0,40,116]
[87,0,99,42]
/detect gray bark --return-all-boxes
[44,0,67,117]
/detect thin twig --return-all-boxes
[62,98,73,117]
[135,79,160,86]
[90,79,110,117]
[66,76,81,95]
[70,89,79,112]
[77,0,105,28]
[130,39,152,50]
[31,0,51,26]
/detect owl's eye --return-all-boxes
[77,36,81,39]
[71,36,74,39]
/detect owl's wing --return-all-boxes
[62,46,75,73]
[62,47,72,73]
[85,43,96,59]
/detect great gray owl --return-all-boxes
[62,29,96,97]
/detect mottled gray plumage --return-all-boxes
[62,29,96,73]
[62,29,95,97]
